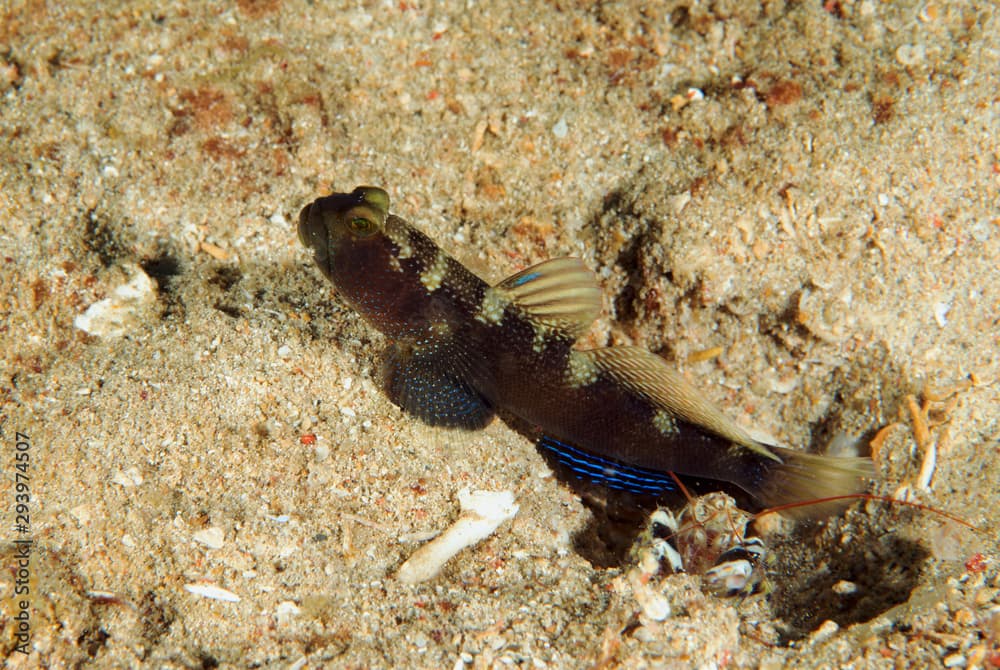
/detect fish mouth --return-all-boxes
[297,202,314,247]
[297,200,330,270]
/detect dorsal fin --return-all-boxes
[496,258,602,339]
[583,347,780,461]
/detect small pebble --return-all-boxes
[552,117,568,138]
[832,580,859,595]
[942,652,966,668]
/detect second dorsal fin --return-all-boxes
[584,346,781,461]
[496,258,602,339]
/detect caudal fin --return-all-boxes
[757,446,875,519]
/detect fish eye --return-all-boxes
[348,216,377,237]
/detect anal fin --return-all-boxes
[537,435,677,496]
[383,342,495,430]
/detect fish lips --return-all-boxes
[298,200,331,270]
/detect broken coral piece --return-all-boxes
[396,489,518,584]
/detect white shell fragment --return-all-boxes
[627,568,672,621]
[396,489,519,584]
[275,600,301,624]
[74,265,157,337]
[552,116,568,138]
[933,300,951,328]
[111,467,143,487]
[917,437,937,491]
[192,527,225,549]
[183,583,241,602]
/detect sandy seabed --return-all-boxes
[1,1,998,668]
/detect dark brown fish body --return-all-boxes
[299,187,873,514]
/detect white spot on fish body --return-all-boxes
[565,352,599,388]
[419,250,450,292]
[385,222,414,259]
[531,322,555,353]
[653,410,678,436]
[475,287,509,325]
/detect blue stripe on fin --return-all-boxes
[537,435,676,496]
[511,271,540,287]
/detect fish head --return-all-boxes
[298,186,432,337]
[298,185,391,277]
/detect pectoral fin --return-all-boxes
[382,342,495,430]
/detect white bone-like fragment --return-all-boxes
[184,583,241,602]
[396,489,518,584]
